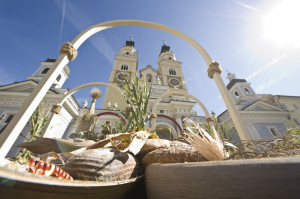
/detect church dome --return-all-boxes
[158,51,177,66]
[118,46,138,57]
[118,40,138,57]
[158,43,177,65]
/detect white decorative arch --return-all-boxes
[58,82,122,106]
[0,20,250,158]
[71,20,213,65]
[156,122,178,140]
[42,82,123,138]
[150,90,214,132]
[152,91,210,118]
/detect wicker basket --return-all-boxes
[0,167,143,199]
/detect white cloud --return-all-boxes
[255,84,266,94]
[58,0,66,48]
[235,1,260,12]
[53,0,115,65]
[255,70,290,93]
[246,53,286,80]
[206,95,222,106]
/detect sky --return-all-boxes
[0,0,299,116]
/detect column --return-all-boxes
[208,62,252,140]
[0,43,77,158]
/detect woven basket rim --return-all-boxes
[0,166,143,187]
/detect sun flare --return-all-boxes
[262,0,300,47]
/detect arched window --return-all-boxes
[244,87,251,94]
[169,68,176,75]
[156,124,174,140]
[56,74,61,82]
[146,74,152,83]
[121,64,128,70]
[234,91,240,99]
[270,128,277,136]
[41,68,50,74]
[5,115,14,123]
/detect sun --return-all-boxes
[262,0,300,48]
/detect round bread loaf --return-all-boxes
[139,139,171,154]
[142,141,207,165]
[63,148,142,181]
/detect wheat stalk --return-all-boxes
[183,118,226,161]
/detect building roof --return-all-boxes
[160,45,170,54]
[0,79,60,94]
[0,79,29,88]
[42,58,70,76]
[125,40,134,47]
[217,109,228,119]
[226,79,246,90]
[45,58,57,62]
[274,95,300,99]
[139,65,157,75]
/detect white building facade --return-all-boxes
[218,73,300,143]
[0,40,299,157]
[0,59,79,157]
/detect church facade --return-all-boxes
[65,40,199,140]
[0,40,299,157]
[218,73,300,143]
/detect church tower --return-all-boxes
[27,58,70,88]
[157,43,187,91]
[102,39,138,111]
[226,72,259,110]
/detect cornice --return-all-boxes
[239,110,290,115]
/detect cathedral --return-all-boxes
[0,39,299,157]
[64,39,198,141]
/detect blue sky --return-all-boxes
[0,0,299,115]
